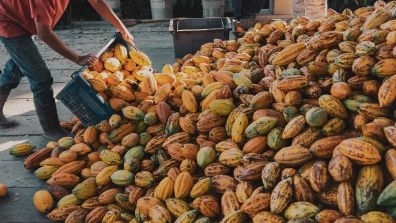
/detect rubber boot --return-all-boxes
[35,98,71,141]
[0,87,18,128]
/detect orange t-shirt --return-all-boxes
[0,0,70,38]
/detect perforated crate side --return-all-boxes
[56,78,113,126]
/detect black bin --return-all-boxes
[169,17,232,58]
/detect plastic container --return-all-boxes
[202,0,225,17]
[150,0,173,19]
[169,17,231,58]
[56,33,129,126]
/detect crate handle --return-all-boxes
[71,71,80,79]
[95,32,120,58]
[130,45,138,51]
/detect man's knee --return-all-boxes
[0,60,23,89]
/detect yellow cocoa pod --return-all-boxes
[272,42,307,65]
[96,165,118,186]
[378,74,396,107]
[181,90,198,113]
[209,99,235,116]
[231,112,249,143]
[33,190,54,213]
[174,172,193,199]
[154,73,176,85]
[362,7,391,31]
[190,178,212,198]
[114,44,128,65]
[104,58,122,72]
[361,211,394,223]
[129,50,152,67]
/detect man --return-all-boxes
[233,0,269,19]
[0,0,134,140]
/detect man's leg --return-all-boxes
[0,35,69,140]
[0,59,24,127]
[241,0,267,18]
[233,0,243,19]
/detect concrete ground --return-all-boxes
[0,21,175,223]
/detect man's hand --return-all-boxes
[120,28,135,46]
[88,0,135,46]
[77,54,99,66]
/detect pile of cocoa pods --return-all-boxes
[9,1,396,222]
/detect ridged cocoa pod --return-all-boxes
[337,138,381,165]
[334,216,363,223]
[328,154,353,182]
[261,162,281,190]
[241,192,271,216]
[318,184,338,207]
[293,174,315,202]
[47,185,69,200]
[291,127,322,148]
[315,209,342,223]
[307,31,344,51]
[252,211,285,223]
[235,181,254,204]
[384,126,396,147]
[47,173,80,187]
[200,196,221,218]
[81,197,100,210]
[234,161,268,181]
[309,135,346,158]
[85,206,107,223]
[221,190,239,216]
[204,163,230,176]
[65,208,89,223]
[270,178,293,214]
[197,110,227,133]
[128,186,146,204]
[135,197,164,221]
[24,147,52,169]
[281,168,297,180]
[46,205,80,222]
[53,160,85,176]
[174,172,193,199]
[211,175,237,194]
[309,161,329,192]
[98,188,121,204]
[355,164,384,213]
[274,146,312,167]
[337,181,354,216]
[385,149,396,179]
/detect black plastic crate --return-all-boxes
[56,32,130,126]
[169,17,232,58]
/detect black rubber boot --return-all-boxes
[35,98,71,141]
[0,87,18,128]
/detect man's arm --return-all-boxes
[35,23,98,66]
[88,0,134,45]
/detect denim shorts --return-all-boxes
[0,35,54,106]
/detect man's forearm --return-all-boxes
[39,30,80,63]
[88,0,134,45]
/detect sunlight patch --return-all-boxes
[0,139,29,152]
